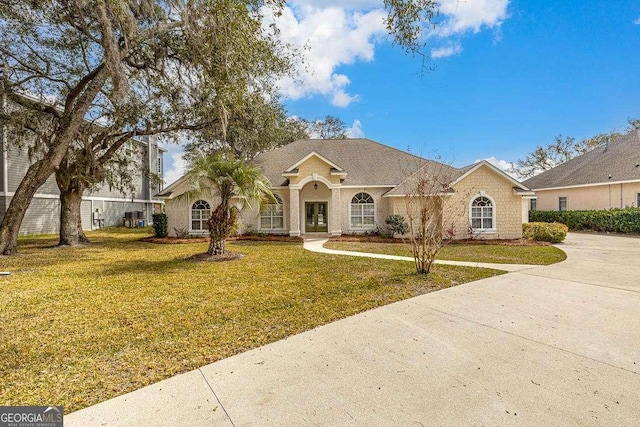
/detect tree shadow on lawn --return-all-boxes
[97,252,247,276]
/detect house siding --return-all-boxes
[533,182,640,211]
[21,197,61,235]
[1,133,163,234]
[448,166,523,239]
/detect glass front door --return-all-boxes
[305,202,328,232]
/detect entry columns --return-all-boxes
[289,188,300,236]
[330,187,342,236]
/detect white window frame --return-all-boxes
[350,192,376,230]
[469,194,496,233]
[259,194,285,232]
[190,200,210,234]
[530,198,537,212]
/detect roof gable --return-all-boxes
[453,160,530,190]
[284,151,344,173]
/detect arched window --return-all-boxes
[191,200,210,231]
[470,196,494,230]
[350,192,375,229]
[260,194,284,230]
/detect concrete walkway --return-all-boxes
[303,238,537,272]
[67,233,640,426]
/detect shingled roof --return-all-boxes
[253,138,457,187]
[523,130,640,190]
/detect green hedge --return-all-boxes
[530,207,640,233]
[152,213,168,237]
[523,222,568,243]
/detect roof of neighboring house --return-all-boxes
[253,138,454,187]
[523,130,640,190]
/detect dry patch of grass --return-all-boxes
[324,241,567,265]
[0,228,502,412]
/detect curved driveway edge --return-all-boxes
[303,237,538,272]
[67,233,640,426]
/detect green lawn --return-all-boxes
[0,228,503,412]
[324,241,567,265]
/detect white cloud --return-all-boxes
[347,119,365,138]
[431,43,463,58]
[476,156,519,178]
[265,5,387,107]
[634,17,640,25]
[435,0,509,37]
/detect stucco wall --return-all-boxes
[533,182,640,211]
[340,187,393,233]
[165,195,221,237]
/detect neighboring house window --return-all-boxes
[260,194,284,230]
[637,193,640,207]
[350,192,375,228]
[191,200,210,231]
[559,197,567,212]
[530,199,537,212]
[470,196,494,230]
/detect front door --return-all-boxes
[305,202,328,233]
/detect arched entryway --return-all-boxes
[300,180,330,233]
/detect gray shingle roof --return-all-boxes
[253,138,454,187]
[523,130,640,190]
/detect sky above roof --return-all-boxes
[162,0,640,185]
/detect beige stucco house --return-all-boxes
[158,139,533,239]
[523,130,640,211]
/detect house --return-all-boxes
[158,139,533,239]
[0,97,165,234]
[523,130,640,211]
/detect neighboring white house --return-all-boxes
[0,97,165,234]
[523,130,640,211]
[158,138,533,239]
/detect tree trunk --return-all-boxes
[0,159,60,255]
[58,183,90,246]
[207,237,225,255]
[0,69,107,255]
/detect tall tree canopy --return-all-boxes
[0,0,290,253]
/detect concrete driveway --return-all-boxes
[67,233,640,426]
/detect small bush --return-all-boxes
[152,213,168,237]
[385,215,409,236]
[523,222,568,243]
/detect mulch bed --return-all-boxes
[141,234,546,246]
[330,235,550,246]
[184,251,245,262]
[140,235,303,244]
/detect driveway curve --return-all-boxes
[68,233,640,426]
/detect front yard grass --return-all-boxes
[0,228,503,413]
[324,241,567,265]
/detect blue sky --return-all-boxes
[163,0,640,184]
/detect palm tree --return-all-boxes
[183,153,273,255]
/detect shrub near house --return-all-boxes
[523,222,568,243]
[530,207,640,234]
